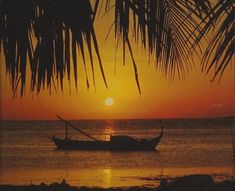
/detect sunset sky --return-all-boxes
[0,9,234,120]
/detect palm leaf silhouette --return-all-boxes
[107,0,212,81]
[0,0,233,95]
[0,0,107,96]
[194,0,234,82]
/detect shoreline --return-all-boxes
[0,174,234,191]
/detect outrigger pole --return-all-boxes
[57,115,98,141]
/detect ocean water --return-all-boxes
[0,118,234,187]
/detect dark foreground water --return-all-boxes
[0,117,234,187]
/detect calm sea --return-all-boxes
[0,118,234,187]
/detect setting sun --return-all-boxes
[105,97,114,106]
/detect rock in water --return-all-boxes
[169,174,215,191]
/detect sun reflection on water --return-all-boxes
[102,168,112,187]
[100,121,115,141]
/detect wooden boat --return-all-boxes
[52,116,164,151]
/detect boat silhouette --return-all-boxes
[52,116,164,151]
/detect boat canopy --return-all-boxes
[110,135,136,142]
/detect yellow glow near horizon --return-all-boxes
[105,97,114,106]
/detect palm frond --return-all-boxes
[0,0,107,96]
[195,0,234,81]
[1,0,233,95]
[110,0,212,81]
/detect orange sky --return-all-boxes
[0,9,234,120]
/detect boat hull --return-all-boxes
[52,136,161,151]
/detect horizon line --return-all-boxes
[0,115,234,122]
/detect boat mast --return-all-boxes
[57,115,98,141]
[159,119,164,137]
[65,123,68,139]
